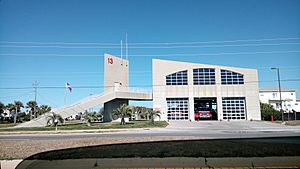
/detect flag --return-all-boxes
[108,57,113,64]
[66,82,72,93]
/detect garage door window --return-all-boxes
[222,97,246,120]
[167,98,189,120]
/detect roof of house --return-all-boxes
[259,87,296,92]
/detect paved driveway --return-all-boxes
[166,120,300,131]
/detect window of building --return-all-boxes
[193,68,216,85]
[222,97,246,120]
[272,92,277,98]
[276,102,280,109]
[166,70,188,85]
[221,69,244,85]
[167,98,189,120]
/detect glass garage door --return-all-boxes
[222,97,246,120]
[167,98,189,120]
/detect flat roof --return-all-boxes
[260,87,296,92]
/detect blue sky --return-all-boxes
[0,0,300,109]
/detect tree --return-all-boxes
[6,103,14,122]
[38,105,51,116]
[46,112,64,131]
[132,106,148,120]
[26,101,38,120]
[10,101,24,125]
[260,102,281,121]
[0,102,5,121]
[145,109,161,124]
[112,104,132,125]
[83,111,98,126]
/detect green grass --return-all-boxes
[0,120,168,132]
[285,120,300,126]
[0,123,18,128]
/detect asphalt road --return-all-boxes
[1,121,300,140]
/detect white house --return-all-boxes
[259,87,298,112]
[295,99,300,112]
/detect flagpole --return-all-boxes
[64,87,67,106]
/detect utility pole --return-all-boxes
[271,68,283,122]
[32,81,39,119]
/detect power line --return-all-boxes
[0,66,299,76]
[122,50,300,56]
[0,71,152,75]
[1,37,299,46]
[0,78,299,90]
[1,50,300,57]
[0,91,33,99]
[128,37,300,45]
[129,42,300,49]
[0,45,120,49]
[1,42,300,49]
[0,41,119,45]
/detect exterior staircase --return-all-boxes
[17,89,152,127]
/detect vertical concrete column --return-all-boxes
[217,96,223,120]
[215,67,223,120]
[189,96,195,121]
[188,68,195,121]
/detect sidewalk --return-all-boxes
[0,128,150,135]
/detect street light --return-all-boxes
[271,67,284,122]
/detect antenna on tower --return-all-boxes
[120,40,123,59]
[126,33,128,61]
[120,40,123,65]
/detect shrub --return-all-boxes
[260,103,281,121]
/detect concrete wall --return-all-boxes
[103,54,129,122]
[104,54,129,93]
[152,59,261,121]
[103,99,129,122]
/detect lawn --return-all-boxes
[285,120,300,126]
[0,123,19,128]
[0,120,168,132]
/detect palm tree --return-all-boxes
[26,101,38,120]
[38,105,51,116]
[10,101,24,125]
[83,111,98,126]
[46,112,64,131]
[145,109,161,124]
[112,104,132,125]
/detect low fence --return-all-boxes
[283,112,300,121]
